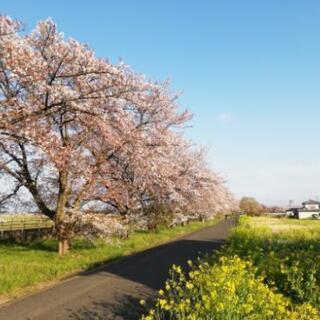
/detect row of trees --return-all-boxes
[239,197,284,216]
[0,16,237,255]
[239,197,265,216]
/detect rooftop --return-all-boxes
[302,200,320,205]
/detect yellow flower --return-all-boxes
[140,299,146,306]
[216,302,224,312]
[159,299,167,308]
[186,282,194,289]
[175,265,182,274]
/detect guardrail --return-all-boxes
[0,217,53,231]
[0,216,54,240]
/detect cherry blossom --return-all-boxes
[0,16,237,255]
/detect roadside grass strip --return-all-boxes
[0,219,219,298]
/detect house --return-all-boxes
[286,200,320,219]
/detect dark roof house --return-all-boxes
[287,200,320,219]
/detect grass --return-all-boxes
[250,216,320,232]
[0,218,219,299]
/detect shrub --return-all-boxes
[239,197,264,216]
[141,256,319,320]
[143,203,175,231]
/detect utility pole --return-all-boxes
[288,200,293,209]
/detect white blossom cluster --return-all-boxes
[0,16,238,248]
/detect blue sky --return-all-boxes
[2,1,320,206]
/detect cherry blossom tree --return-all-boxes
[0,16,237,255]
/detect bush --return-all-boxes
[239,197,264,216]
[224,216,320,308]
[143,203,175,231]
[141,256,319,320]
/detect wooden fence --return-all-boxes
[0,216,54,240]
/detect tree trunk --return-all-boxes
[58,238,70,256]
[56,171,70,256]
[56,217,71,256]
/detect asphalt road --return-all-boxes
[0,219,235,320]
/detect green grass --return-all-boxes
[250,216,320,232]
[0,218,219,298]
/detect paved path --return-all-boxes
[0,219,235,320]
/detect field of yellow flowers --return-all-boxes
[141,216,320,319]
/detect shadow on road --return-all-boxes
[67,293,154,320]
[102,239,225,290]
[68,237,226,320]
